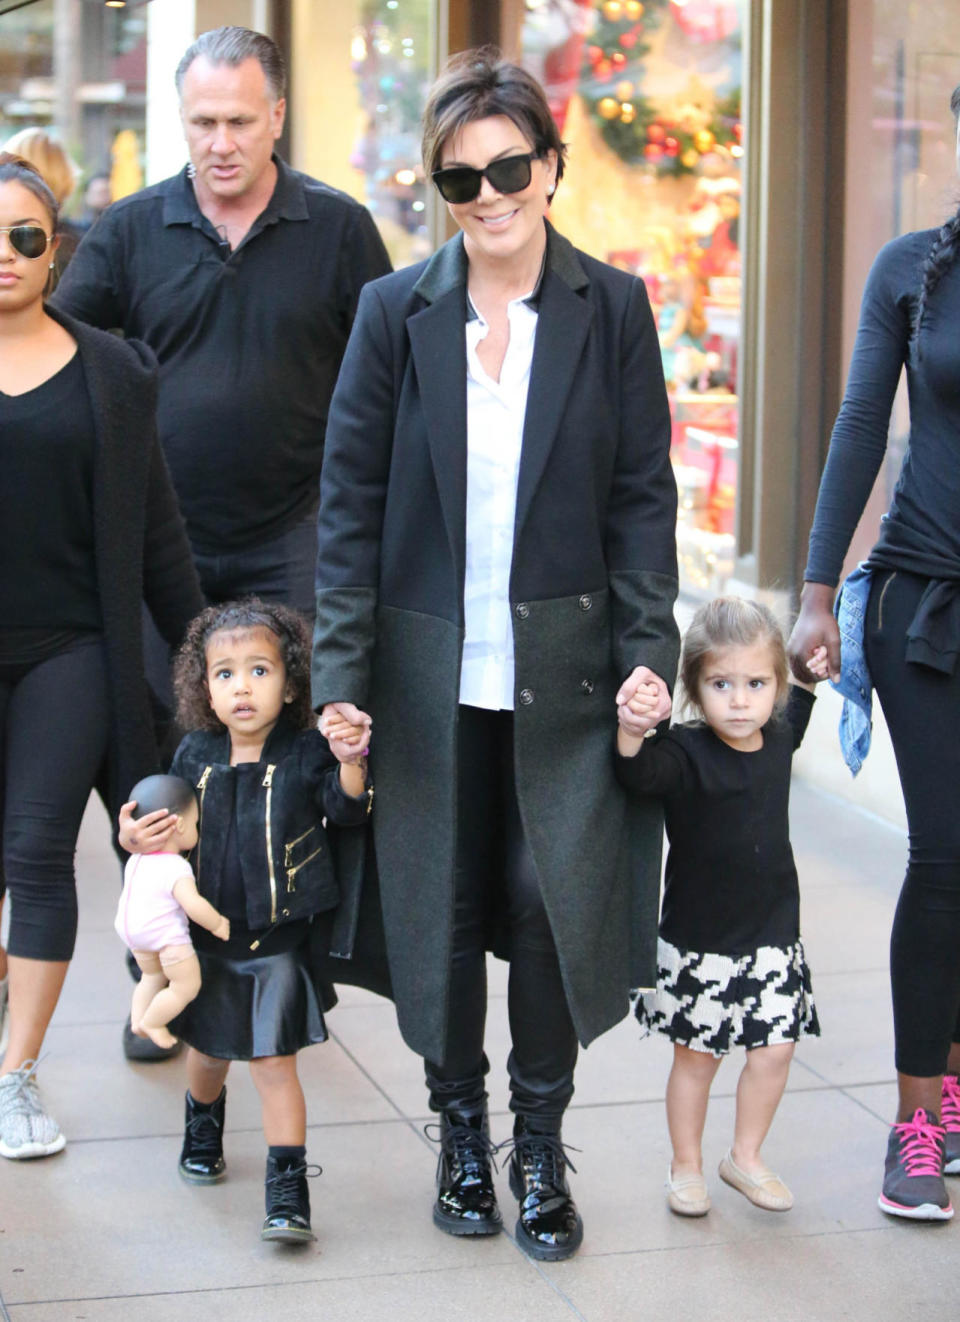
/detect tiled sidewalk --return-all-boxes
[2,780,958,1321]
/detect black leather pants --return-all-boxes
[424,706,578,1128]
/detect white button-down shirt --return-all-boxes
[459,292,538,710]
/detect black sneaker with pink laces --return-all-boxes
[878,1108,953,1220]
[942,1076,960,1176]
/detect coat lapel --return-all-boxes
[514,238,593,541]
[408,241,469,586]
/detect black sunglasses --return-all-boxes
[432,151,541,205]
[0,225,53,260]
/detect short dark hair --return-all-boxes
[175,25,286,101]
[0,151,59,231]
[421,47,567,187]
[128,774,196,819]
[173,598,312,734]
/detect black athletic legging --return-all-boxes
[865,568,960,1076]
[0,638,111,962]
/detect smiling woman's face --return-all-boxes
[440,114,557,270]
[0,179,56,313]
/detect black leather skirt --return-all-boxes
[170,929,332,1060]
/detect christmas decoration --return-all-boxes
[581,0,742,176]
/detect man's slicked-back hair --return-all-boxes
[175,25,286,101]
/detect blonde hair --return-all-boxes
[680,596,789,718]
[3,128,78,205]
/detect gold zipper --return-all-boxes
[263,764,277,923]
[285,845,323,891]
[195,766,212,883]
[284,824,317,860]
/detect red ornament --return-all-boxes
[664,136,679,156]
[646,123,666,144]
[619,31,638,49]
[596,59,612,79]
[643,143,664,162]
[611,51,627,68]
[587,45,603,65]
[733,122,743,141]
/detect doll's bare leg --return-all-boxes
[249,1054,306,1145]
[138,947,201,1049]
[129,951,166,1038]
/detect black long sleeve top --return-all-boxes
[805,229,960,586]
[615,687,815,956]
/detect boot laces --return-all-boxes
[425,1121,499,1179]
[894,1110,944,1177]
[499,1131,580,1181]
[942,1076,960,1132]
[266,1161,321,1212]
[185,1108,223,1157]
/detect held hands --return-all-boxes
[616,666,671,737]
[320,701,372,767]
[118,801,177,854]
[788,584,841,683]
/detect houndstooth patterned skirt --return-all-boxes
[635,937,820,1057]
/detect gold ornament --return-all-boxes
[694,129,716,153]
[615,79,635,101]
[597,97,621,120]
[620,103,636,124]
[601,1,623,20]
[625,1,644,17]
[681,149,700,169]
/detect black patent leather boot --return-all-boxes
[261,1154,319,1243]
[178,1088,226,1184]
[507,1115,583,1260]
[432,1106,502,1236]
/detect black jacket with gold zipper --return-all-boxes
[169,713,372,940]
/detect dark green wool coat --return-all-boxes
[312,225,679,1063]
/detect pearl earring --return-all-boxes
[48,261,55,269]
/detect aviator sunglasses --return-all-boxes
[0,225,53,259]
[432,150,542,205]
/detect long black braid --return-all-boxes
[913,84,960,348]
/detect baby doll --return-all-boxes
[115,774,229,1049]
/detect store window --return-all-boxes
[520,0,743,593]
[291,0,434,270]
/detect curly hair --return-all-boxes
[679,596,789,719]
[913,83,960,350]
[173,598,314,734]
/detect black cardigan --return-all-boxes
[44,305,204,815]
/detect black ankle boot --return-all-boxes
[178,1088,226,1184]
[432,1106,502,1236]
[261,1153,318,1243]
[507,1115,583,1260]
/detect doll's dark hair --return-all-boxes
[128,774,196,819]
[679,596,789,718]
[912,83,960,347]
[0,151,59,230]
[173,598,314,733]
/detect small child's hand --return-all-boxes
[213,915,230,942]
[118,801,177,854]
[618,682,661,737]
[805,645,830,681]
[322,717,370,766]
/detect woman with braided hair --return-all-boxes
[789,85,960,1221]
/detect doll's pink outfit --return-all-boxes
[115,852,194,952]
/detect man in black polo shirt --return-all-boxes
[54,25,391,1061]
[55,25,391,614]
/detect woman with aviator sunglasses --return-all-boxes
[313,51,678,1259]
[0,154,202,1159]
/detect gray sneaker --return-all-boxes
[943,1075,960,1176]
[0,1060,66,1160]
[878,1108,952,1220]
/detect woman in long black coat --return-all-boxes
[312,52,679,1259]
[0,154,203,1160]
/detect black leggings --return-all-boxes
[423,706,579,1126]
[865,569,960,1076]
[0,639,111,961]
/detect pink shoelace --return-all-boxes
[894,1109,945,1177]
[942,1076,960,1133]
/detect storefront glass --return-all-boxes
[520,0,743,593]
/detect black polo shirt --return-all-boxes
[54,157,392,553]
